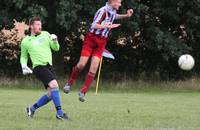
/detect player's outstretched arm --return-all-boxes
[116,9,134,19]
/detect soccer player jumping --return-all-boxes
[20,17,68,120]
[64,0,134,102]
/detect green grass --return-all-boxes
[0,82,200,130]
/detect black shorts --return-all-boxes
[33,64,56,89]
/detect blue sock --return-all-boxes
[31,95,51,112]
[51,88,63,116]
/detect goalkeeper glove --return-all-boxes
[21,64,33,75]
[50,34,58,43]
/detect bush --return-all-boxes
[0,20,28,76]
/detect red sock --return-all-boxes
[81,72,95,94]
[68,66,82,86]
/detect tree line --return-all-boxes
[0,0,199,80]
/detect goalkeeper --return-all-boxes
[20,17,68,120]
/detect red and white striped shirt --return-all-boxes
[90,2,117,38]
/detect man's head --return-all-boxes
[29,17,42,35]
[108,0,122,10]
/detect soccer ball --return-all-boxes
[178,54,195,71]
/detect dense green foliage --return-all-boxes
[0,0,199,80]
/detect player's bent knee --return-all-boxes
[48,80,59,89]
[77,63,86,70]
[90,66,98,74]
[90,64,99,73]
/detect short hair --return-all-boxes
[29,17,41,25]
[108,0,121,3]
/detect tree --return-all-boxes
[0,0,199,80]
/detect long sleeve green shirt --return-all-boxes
[20,31,60,68]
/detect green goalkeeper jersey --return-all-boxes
[20,31,60,69]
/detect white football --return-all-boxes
[178,54,195,71]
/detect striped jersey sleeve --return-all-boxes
[91,8,106,29]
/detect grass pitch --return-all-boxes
[0,83,200,130]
